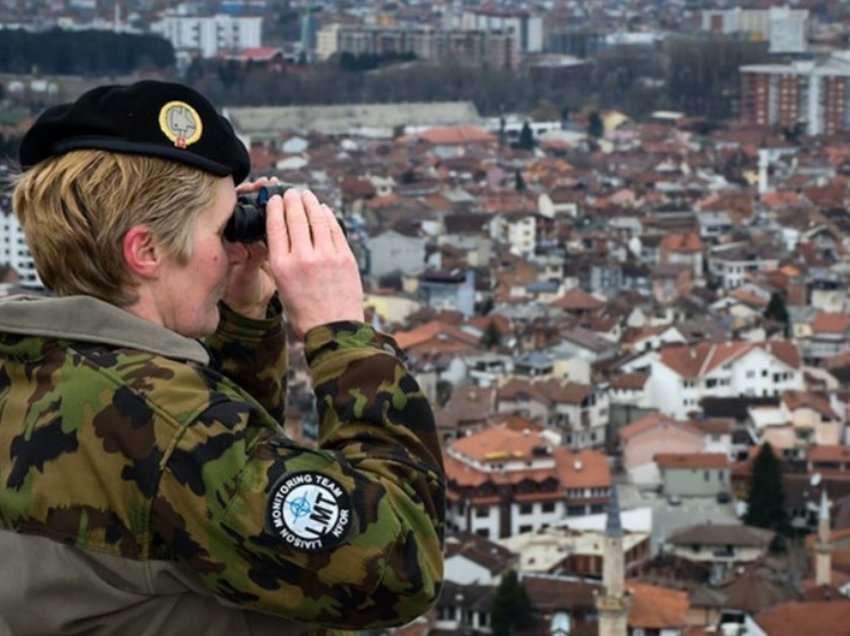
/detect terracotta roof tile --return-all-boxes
[813,312,850,334]
[610,372,649,391]
[451,423,552,464]
[549,288,605,311]
[660,231,702,253]
[809,445,850,463]
[393,320,479,351]
[619,412,702,442]
[668,524,774,548]
[659,341,800,379]
[783,391,839,421]
[654,452,729,469]
[626,581,689,629]
[756,601,850,636]
[418,126,496,145]
[553,447,611,489]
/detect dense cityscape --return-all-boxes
[4,0,850,635]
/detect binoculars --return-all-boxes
[224,185,347,243]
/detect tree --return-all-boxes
[480,320,502,349]
[491,570,535,636]
[514,170,526,192]
[745,443,788,534]
[517,121,535,150]
[764,292,790,337]
[587,111,604,138]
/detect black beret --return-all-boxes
[19,80,250,183]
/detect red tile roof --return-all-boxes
[549,288,605,311]
[445,425,609,490]
[654,452,729,469]
[619,412,702,442]
[610,372,649,391]
[813,312,850,334]
[451,423,551,464]
[418,126,496,145]
[553,447,611,489]
[660,232,702,253]
[393,320,479,351]
[808,445,850,463]
[783,390,839,421]
[627,581,689,629]
[658,341,800,379]
[755,601,850,636]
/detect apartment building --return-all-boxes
[0,211,39,288]
[459,6,543,53]
[702,6,808,54]
[444,423,611,540]
[318,25,518,69]
[740,54,850,136]
[152,12,262,60]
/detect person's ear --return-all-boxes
[123,225,162,280]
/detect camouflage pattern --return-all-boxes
[0,297,445,629]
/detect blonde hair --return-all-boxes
[12,150,219,306]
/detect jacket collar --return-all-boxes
[0,294,209,365]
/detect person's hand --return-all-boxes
[265,188,364,338]
[222,177,278,319]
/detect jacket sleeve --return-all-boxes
[203,300,287,422]
[154,322,445,629]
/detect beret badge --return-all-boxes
[159,100,203,149]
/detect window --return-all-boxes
[542,501,556,513]
[475,528,490,538]
[519,524,533,534]
[475,507,489,518]
[567,505,585,516]
[704,470,710,481]
[519,503,533,515]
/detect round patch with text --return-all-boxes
[266,471,352,552]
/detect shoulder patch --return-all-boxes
[265,471,352,552]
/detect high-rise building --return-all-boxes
[151,13,262,61]
[0,211,41,288]
[740,54,850,136]
[325,26,519,69]
[460,7,543,53]
[701,6,809,54]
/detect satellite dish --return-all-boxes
[811,473,822,487]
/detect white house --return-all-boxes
[647,341,803,419]
[490,213,536,258]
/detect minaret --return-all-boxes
[597,485,631,636]
[816,490,832,587]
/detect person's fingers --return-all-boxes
[322,204,345,250]
[283,188,312,254]
[265,193,289,258]
[302,190,332,251]
[236,176,281,195]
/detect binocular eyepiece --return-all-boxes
[224,185,347,243]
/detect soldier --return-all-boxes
[0,81,445,635]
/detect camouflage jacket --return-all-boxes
[0,295,444,636]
